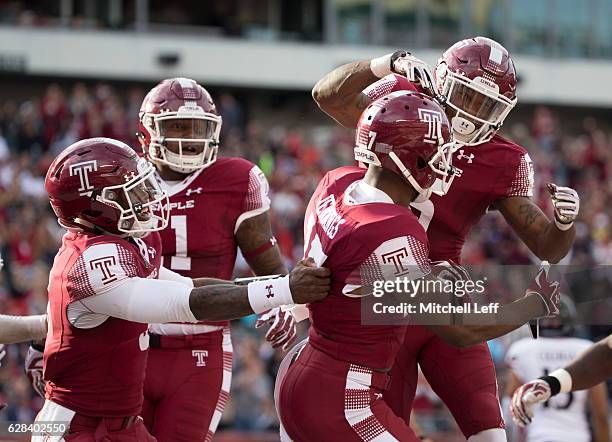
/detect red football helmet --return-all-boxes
[45,138,169,237]
[355,90,455,200]
[139,77,222,173]
[434,36,517,146]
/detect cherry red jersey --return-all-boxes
[366,74,534,262]
[150,157,270,335]
[44,231,162,417]
[304,167,430,370]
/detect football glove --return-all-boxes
[390,51,436,96]
[25,344,45,398]
[255,307,297,351]
[430,260,471,284]
[510,379,552,427]
[547,183,579,231]
[525,263,561,318]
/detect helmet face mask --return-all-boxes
[144,110,221,174]
[98,159,169,238]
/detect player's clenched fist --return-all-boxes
[547,183,579,231]
[289,257,331,304]
[510,379,551,427]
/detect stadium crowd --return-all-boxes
[0,81,609,435]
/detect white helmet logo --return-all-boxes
[418,108,443,144]
[69,160,98,196]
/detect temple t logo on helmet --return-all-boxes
[45,137,170,238]
[69,160,98,196]
[139,77,223,174]
[354,90,456,202]
[434,36,517,146]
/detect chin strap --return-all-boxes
[388,152,431,202]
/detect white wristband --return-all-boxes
[370,53,393,78]
[550,368,573,393]
[554,217,573,231]
[247,275,293,314]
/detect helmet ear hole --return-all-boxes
[416,157,426,169]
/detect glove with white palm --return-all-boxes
[547,183,579,231]
[255,307,297,351]
[390,51,436,96]
[25,343,45,398]
[510,379,552,427]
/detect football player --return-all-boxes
[511,333,612,428]
[136,77,296,442]
[33,137,329,441]
[504,296,609,442]
[310,37,579,441]
[276,92,561,441]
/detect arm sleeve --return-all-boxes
[158,266,194,288]
[234,165,272,233]
[77,277,197,324]
[0,315,47,344]
[506,153,535,197]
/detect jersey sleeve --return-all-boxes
[506,152,535,198]
[66,242,140,303]
[344,235,431,296]
[363,74,418,101]
[234,164,271,233]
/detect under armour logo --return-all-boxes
[69,160,98,196]
[457,149,475,164]
[381,248,411,277]
[418,108,443,144]
[266,284,274,298]
[192,350,208,367]
[186,187,203,196]
[270,237,277,246]
[90,256,117,284]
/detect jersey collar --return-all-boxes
[344,179,394,206]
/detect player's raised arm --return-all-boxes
[511,334,612,427]
[312,51,434,127]
[494,184,578,263]
[0,314,47,344]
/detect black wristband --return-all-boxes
[390,50,409,74]
[538,375,561,396]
